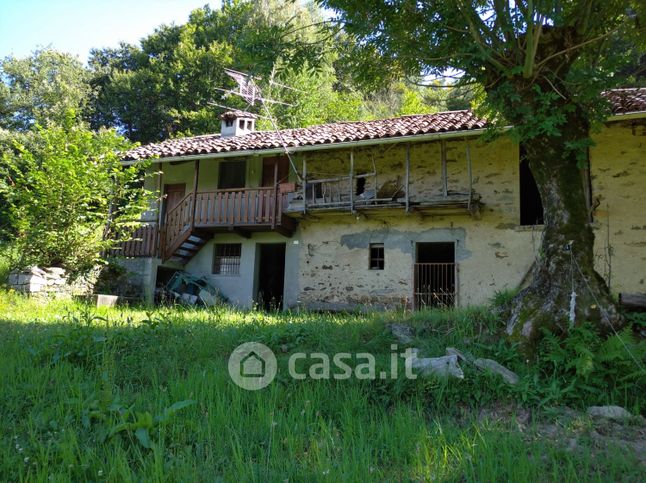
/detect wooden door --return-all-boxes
[262,156,289,187]
[162,183,186,224]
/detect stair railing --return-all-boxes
[162,192,195,260]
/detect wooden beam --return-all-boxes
[405,143,411,212]
[274,225,294,238]
[441,140,448,198]
[228,226,251,238]
[157,169,164,226]
[620,293,646,311]
[190,159,200,230]
[349,150,354,213]
[466,140,472,211]
[302,155,307,214]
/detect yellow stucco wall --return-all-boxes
[142,118,644,309]
[591,120,646,295]
[294,136,543,308]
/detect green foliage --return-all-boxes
[0,115,153,273]
[0,243,14,284]
[0,49,92,130]
[88,1,333,142]
[526,323,646,410]
[0,293,644,480]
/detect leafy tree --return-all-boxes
[321,0,645,351]
[0,49,92,130]
[0,114,152,274]
[88,0,332,142]
[258,61,365,128]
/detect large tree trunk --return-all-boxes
[506,109,623,354]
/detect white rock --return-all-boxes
[587,405,632,420]
[446,347,471,363]
[406,353,464,379]
[45,267,66,276]
[96,294,119,308]
[473,358,519,385]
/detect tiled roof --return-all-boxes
[124,88,646,161]
[604,88,646,115]
[220,110,258,120]
[124,110,486,160]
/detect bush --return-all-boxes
[524,322,646,410]
[0,115,153,275]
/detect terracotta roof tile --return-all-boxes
[124,110,486,160]
[220,110,258,120]
[604,88,646,115]
[124,88,646,161]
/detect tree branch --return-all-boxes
[534,29,619,71]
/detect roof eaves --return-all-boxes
[122,125,497,166]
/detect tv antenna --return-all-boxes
[212,67,305,181]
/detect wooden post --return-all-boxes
[302,155,307,214]
[272,160,278,229]
[157,168,164,226]
[349,150,354,213]
[441,140,448,197]
[157,169,164,258]
[466,140,473,210]
[190,159,200,230]
[405,143,411,212]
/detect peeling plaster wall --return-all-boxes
[132,119,644,310]
[296,136,542,308]
[591,120,646,295]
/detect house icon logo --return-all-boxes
[228,342,277,390]
[240,351,265,377]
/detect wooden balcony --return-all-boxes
[161,187,296,262]
[107,223,160,258]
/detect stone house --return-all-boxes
[119,89,646,310]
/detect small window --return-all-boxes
[218,160,246,189]
[239,119,245,129]
[225,119,233,127]
[246,120,253,130]
[213,243,242,275]
[369,243,384,270]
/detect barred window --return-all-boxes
[213,243,242,275]
[369,243,384,270]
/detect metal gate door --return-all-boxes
[413,262,456,309]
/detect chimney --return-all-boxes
[220,110,258,138]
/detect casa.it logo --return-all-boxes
[228,342,277,390]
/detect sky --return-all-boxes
[0,0,219,62]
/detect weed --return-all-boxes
[0,292,643,481]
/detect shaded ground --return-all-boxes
[0,293,643,481]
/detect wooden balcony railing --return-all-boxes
[161,187,294,261]
[107,223,159,258]
[193,187,285,228]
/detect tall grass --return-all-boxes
[0,292,643,481]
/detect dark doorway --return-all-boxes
[257,243,286,310]
[519,149,544,226]
[261,156,289,187]
[162,183,186,223]
[218,160,246,189]
[414,242,456,308]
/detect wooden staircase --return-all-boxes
[163,228,210,264]
[160,187,295,265]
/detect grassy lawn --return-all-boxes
[0,292,644,481]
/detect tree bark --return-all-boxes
[505,107,623,353]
